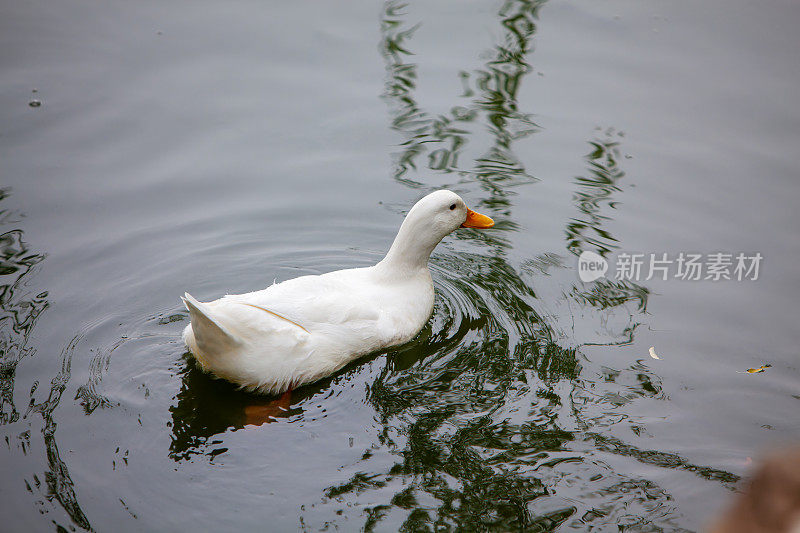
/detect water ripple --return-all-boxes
[298,2,738,530]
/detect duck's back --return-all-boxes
[227,268,383,331]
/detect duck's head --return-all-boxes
[409,189,494,234]
[382,190,494,270]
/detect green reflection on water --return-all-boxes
[0,189,93,531]
[0,189,48,425]
[567,133,626,259]
[383,0,540,187]
[297,2,738,530]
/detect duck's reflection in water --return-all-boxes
[242,389,293,426]
[168,358,300,460]
[170,351,386,460]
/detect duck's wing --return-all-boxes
[223,272,381,333]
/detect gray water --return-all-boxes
[1,0,799,531]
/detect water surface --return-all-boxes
[1,0,798,531]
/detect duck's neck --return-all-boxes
[376,215,442,275]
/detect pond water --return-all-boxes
[1,0,799,531]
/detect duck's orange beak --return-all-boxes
[461,208,494,229]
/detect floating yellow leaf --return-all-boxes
[648,346,660,360]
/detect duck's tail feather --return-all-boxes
[181,293,241,359]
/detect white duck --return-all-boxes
[181,190,494,394]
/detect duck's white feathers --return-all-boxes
[182,265,434,394]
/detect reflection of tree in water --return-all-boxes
[0,189,92,531]
[27,334,93,531]
[0,190,48,424]
[383,1,539,186]
[566,132,625,259]
[304,2,737,530]
[560,134,651,349]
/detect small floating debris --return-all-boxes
[737,364,772,374]
[648,346,660,360]
[28,99,42,108]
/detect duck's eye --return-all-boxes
[449,203,457,210]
